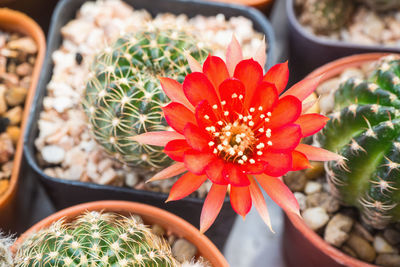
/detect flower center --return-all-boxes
[206,107,274,165]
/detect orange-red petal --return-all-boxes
[268,95,301,129]
[268,124,302,152]
[159,77,194,111]
[205,159,228,185]
[262,62,289,94]
[164,139,191,161]
[167,172,207,202]
[234,59,263,109]
[218,78,245,116]
[295,114,329,137]
[186,53,203,73]
[195,100,218,130]
[292,150,312,171]
[230,185,252,218]
[183,150,214,174]
[163,102,196,134]
[281,75,321,101]
[249,82,278,116]
[131,131,184,146]
[183,123,210,151]
[226,35,243,76]
[260,151,292,177]
[295,144,344,161]
[256,173,300,216]
[253,39,267,69]
[183,72,220,107]
[203,56,229,92]
[200,184,227,233]
[249,176,273,232]
[147,162,187,182]
[223,163,250,186]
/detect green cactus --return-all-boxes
[83,29,208,172]
[358,0,400,11]
[0,233,13,266]
[14,211,179,266]
[300,0,355,33]
[318,55,400,229]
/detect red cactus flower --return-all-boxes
[133,36,341,233]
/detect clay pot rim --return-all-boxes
[13,200,229,267]
[0,8,46,210]
[209,0,274,9]
[286,52,399,267]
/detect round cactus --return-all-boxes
[358,0,400,11]
[300,0,355,33]
[14,211,178,266]
[318,55,400,229]
[0,233,13,266]
[83,29,208,171]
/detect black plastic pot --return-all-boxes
[286,0,400,83]
[24,0,276,250]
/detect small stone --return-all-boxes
[63,166,83,181]
[374,236,395,254]
[41,145,65,164]
[0,133,14,164]
[7,37,37,54]
[0,85,7,115]
[294,192,307,211]
[15,62,33,76]
[376,254,400,267]
[304,162,324,180]
[6,126,20,145]
[353,222,374,242]
[342,245,357,258]
[316,78,341,95]
[346,234,376,263]
[97,159,114,173]
[5,106,22,125]
[303,92,319,114]
[306,192,340,213]
[303,207,329,231]
[125,172,139,187]
[324,214,354,247]
[0,179,9,196]
[304,181,322,195]
[284,172,307,192]
[383,229,400,245]
[151,224,165,236]
[319,93,335,114]
[340,68,365,82]
[5,86,27,106]
[98,168,117,185]
[52,96,73,113]
[172,239,197,262]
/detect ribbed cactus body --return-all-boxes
[358,0,400,11]
[301,0,354,33]
[83,29,208,171]
[318,56,400,229]
[15,211,178,266]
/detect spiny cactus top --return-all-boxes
[83,29,208,171]
[300,0,354,34]
[133,36,340,233]
[14,211,178,267]
[318,55,400,229]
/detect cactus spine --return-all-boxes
[318,55,400,229]
[14,211,178,266]
[83,29,208,171]
[0,233,13,266]
[299,0,355,33]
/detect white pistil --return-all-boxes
[204,115,210,119]
[213,148,218,154]
[218,121,223,126]
[226,132,231,136]
[239,95,243,99]
[257,151,263,156]
[229,148,235,155]
[238,159,244,164]
[249,159,255,164]
[218,145,223,151]
[224,111,229,116]
[238,151,244,156]
[221,100,226,105]
[208,141,214,146]
[248,121,254,127]
[265,118,270,122]
[267,141,273,146]
[223,140,228,146]
[212,104,218,109]
[250,107,255,112]
[260,114,265,119]
[258,106,263,111]
[232,93,238,98]
[267,112,272,116]
[259,128,264,133]
[242,155,248,161]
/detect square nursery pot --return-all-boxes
[24,0,276,250]
[282,53,394,267]
[0,9,45,230]
[286,0,400,83]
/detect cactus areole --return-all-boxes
[133,36,340,233]
[318,55,400,229]
[83,29,208,171]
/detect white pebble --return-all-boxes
[304,181,322,195]
[41,145,65,164]
[303,207,329,231]
[374,236,395,254]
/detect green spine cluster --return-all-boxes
[301,0,355,33]
[0,233,13,266]
[83,29,208,171]
[318,55,400,229]
[14,211,178,266]
[358,0,400,11]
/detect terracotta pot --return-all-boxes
[0,8,45,230]
[283,53,396,267]
[207,0,274,12]
[13,200,229,267]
